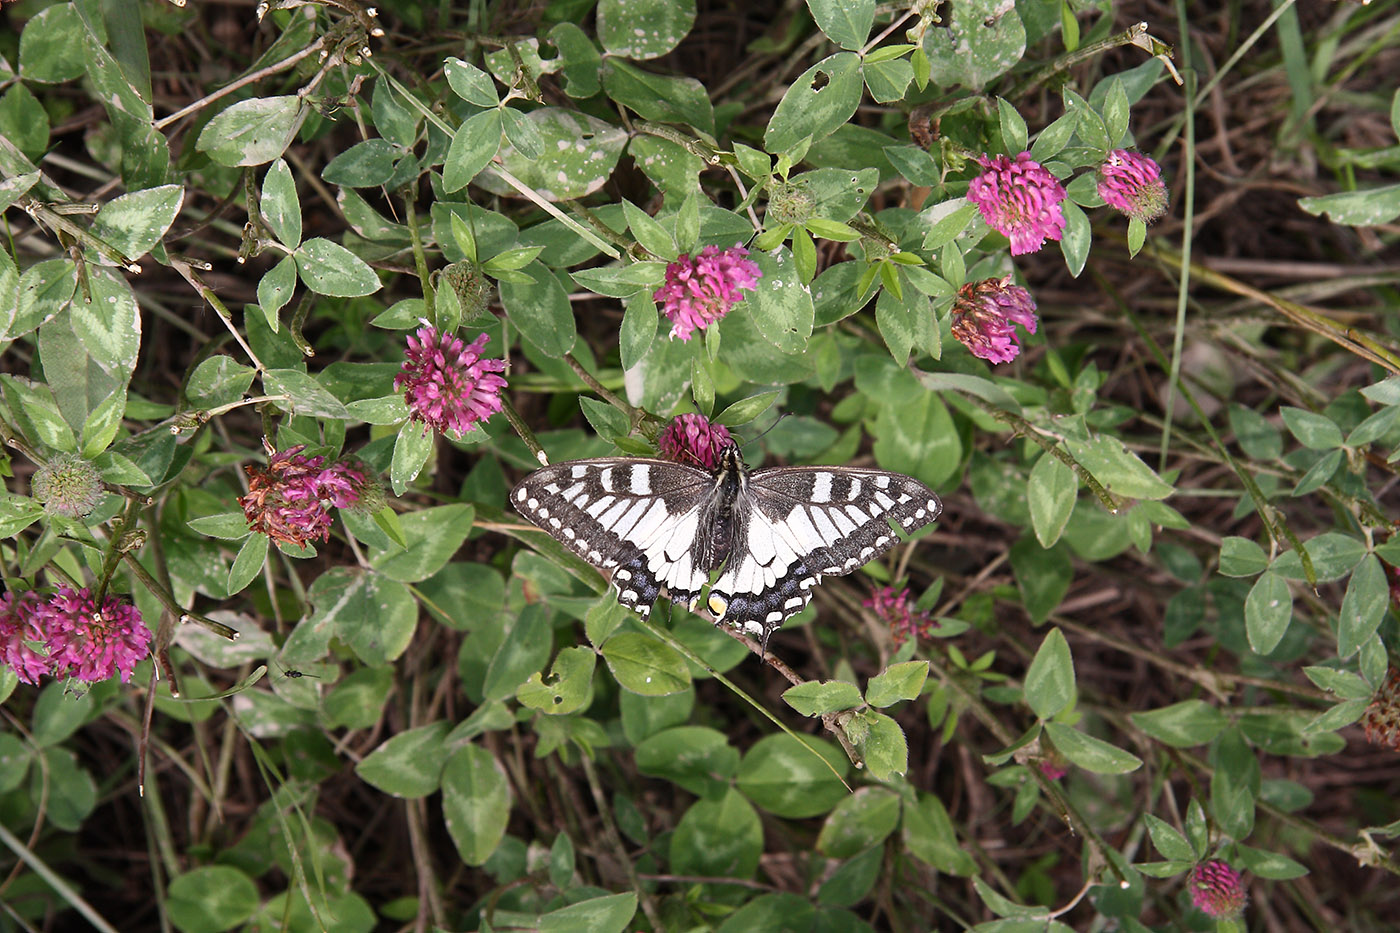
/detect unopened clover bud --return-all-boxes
[32,453,103,519]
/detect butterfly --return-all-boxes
[511,444,941,648]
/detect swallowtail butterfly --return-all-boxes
[511,445,942,648]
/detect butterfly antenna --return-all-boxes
[738,412,791,453]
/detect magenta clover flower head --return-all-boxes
[395,325,508,438]
[0,591,52,685]
[1188,859,1247,918]
[315,459,368,510]
[657,413,734,471]
[42,586,152,684]
[654,245,762,342]
[1097,149,1168,223]
[863,586,937,646]
[967,152,1067,255]
[950,277,1039,365]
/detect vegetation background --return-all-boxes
[1,0,1399,931]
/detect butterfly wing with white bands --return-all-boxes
[510,459,712,618]
[708,467,942,641]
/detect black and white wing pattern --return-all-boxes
[510,458,716,619]
[510,446,941,647]
[704,464,941,643]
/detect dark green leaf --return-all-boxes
[904,791,977,875]
[370,504,474,583]
[484,604,554,701]
[765,53,863,153]
[295,237,381,297]
[745,246,814,354]
[1218,536,1267,577]
[1228,404,1283,459]
[31,683,93,747]
[1244,571,1291,655]
[635,726,738,798]
[1063,435,1174,500]
[500,261,576,358]
[444,57,498,107]
[782,680,863,716]
[1337,553,1387,658]
[355,721,450,798]
[601,632,691,696]
[261,369,350,419]
[538,893,638,933]
[1024,628,1075,719]
[865,661,928,708]
[619,292,659,371]
[1131,700,1228,748]
[166,867,259,933]
[312,567,417,666]
[806,0,874,49]
[923,0,1026,88]
[1235,844,1308,881]
[1280,406,1344,449]
[1009,536,1072,625]
[816,787,900,858]
[1298,185,1400,227]
[1144,814,1194,862]
[1044,722,1142,774]
[859,710,908,779]
[442,744,512,865]
[736,734,848,818]
[670,788,761,879]
[817,845,883,908]
[997,97,1028,152]
[323,139,402,188]
[1028,453,1076,548]
[196,96,302,167]
[713,390,780,427]
[596,0,695,59]
[1210,728,1258,839]
[517,646,596,715]
[602,60,714,135]
[444,109,503,193]
[18,3,87,83]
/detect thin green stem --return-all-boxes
[1158,62,1196,471]
[564,353,640,424]
[498,394,546,465]
[404,194,435,324]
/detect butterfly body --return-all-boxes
[511,445,941,646]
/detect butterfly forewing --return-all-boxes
[511,459,714,618]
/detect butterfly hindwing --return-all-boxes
[510,459,712,618]
[707,467,942,641]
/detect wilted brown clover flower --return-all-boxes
[1362,667,1400,751]
[240,443,367,549]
